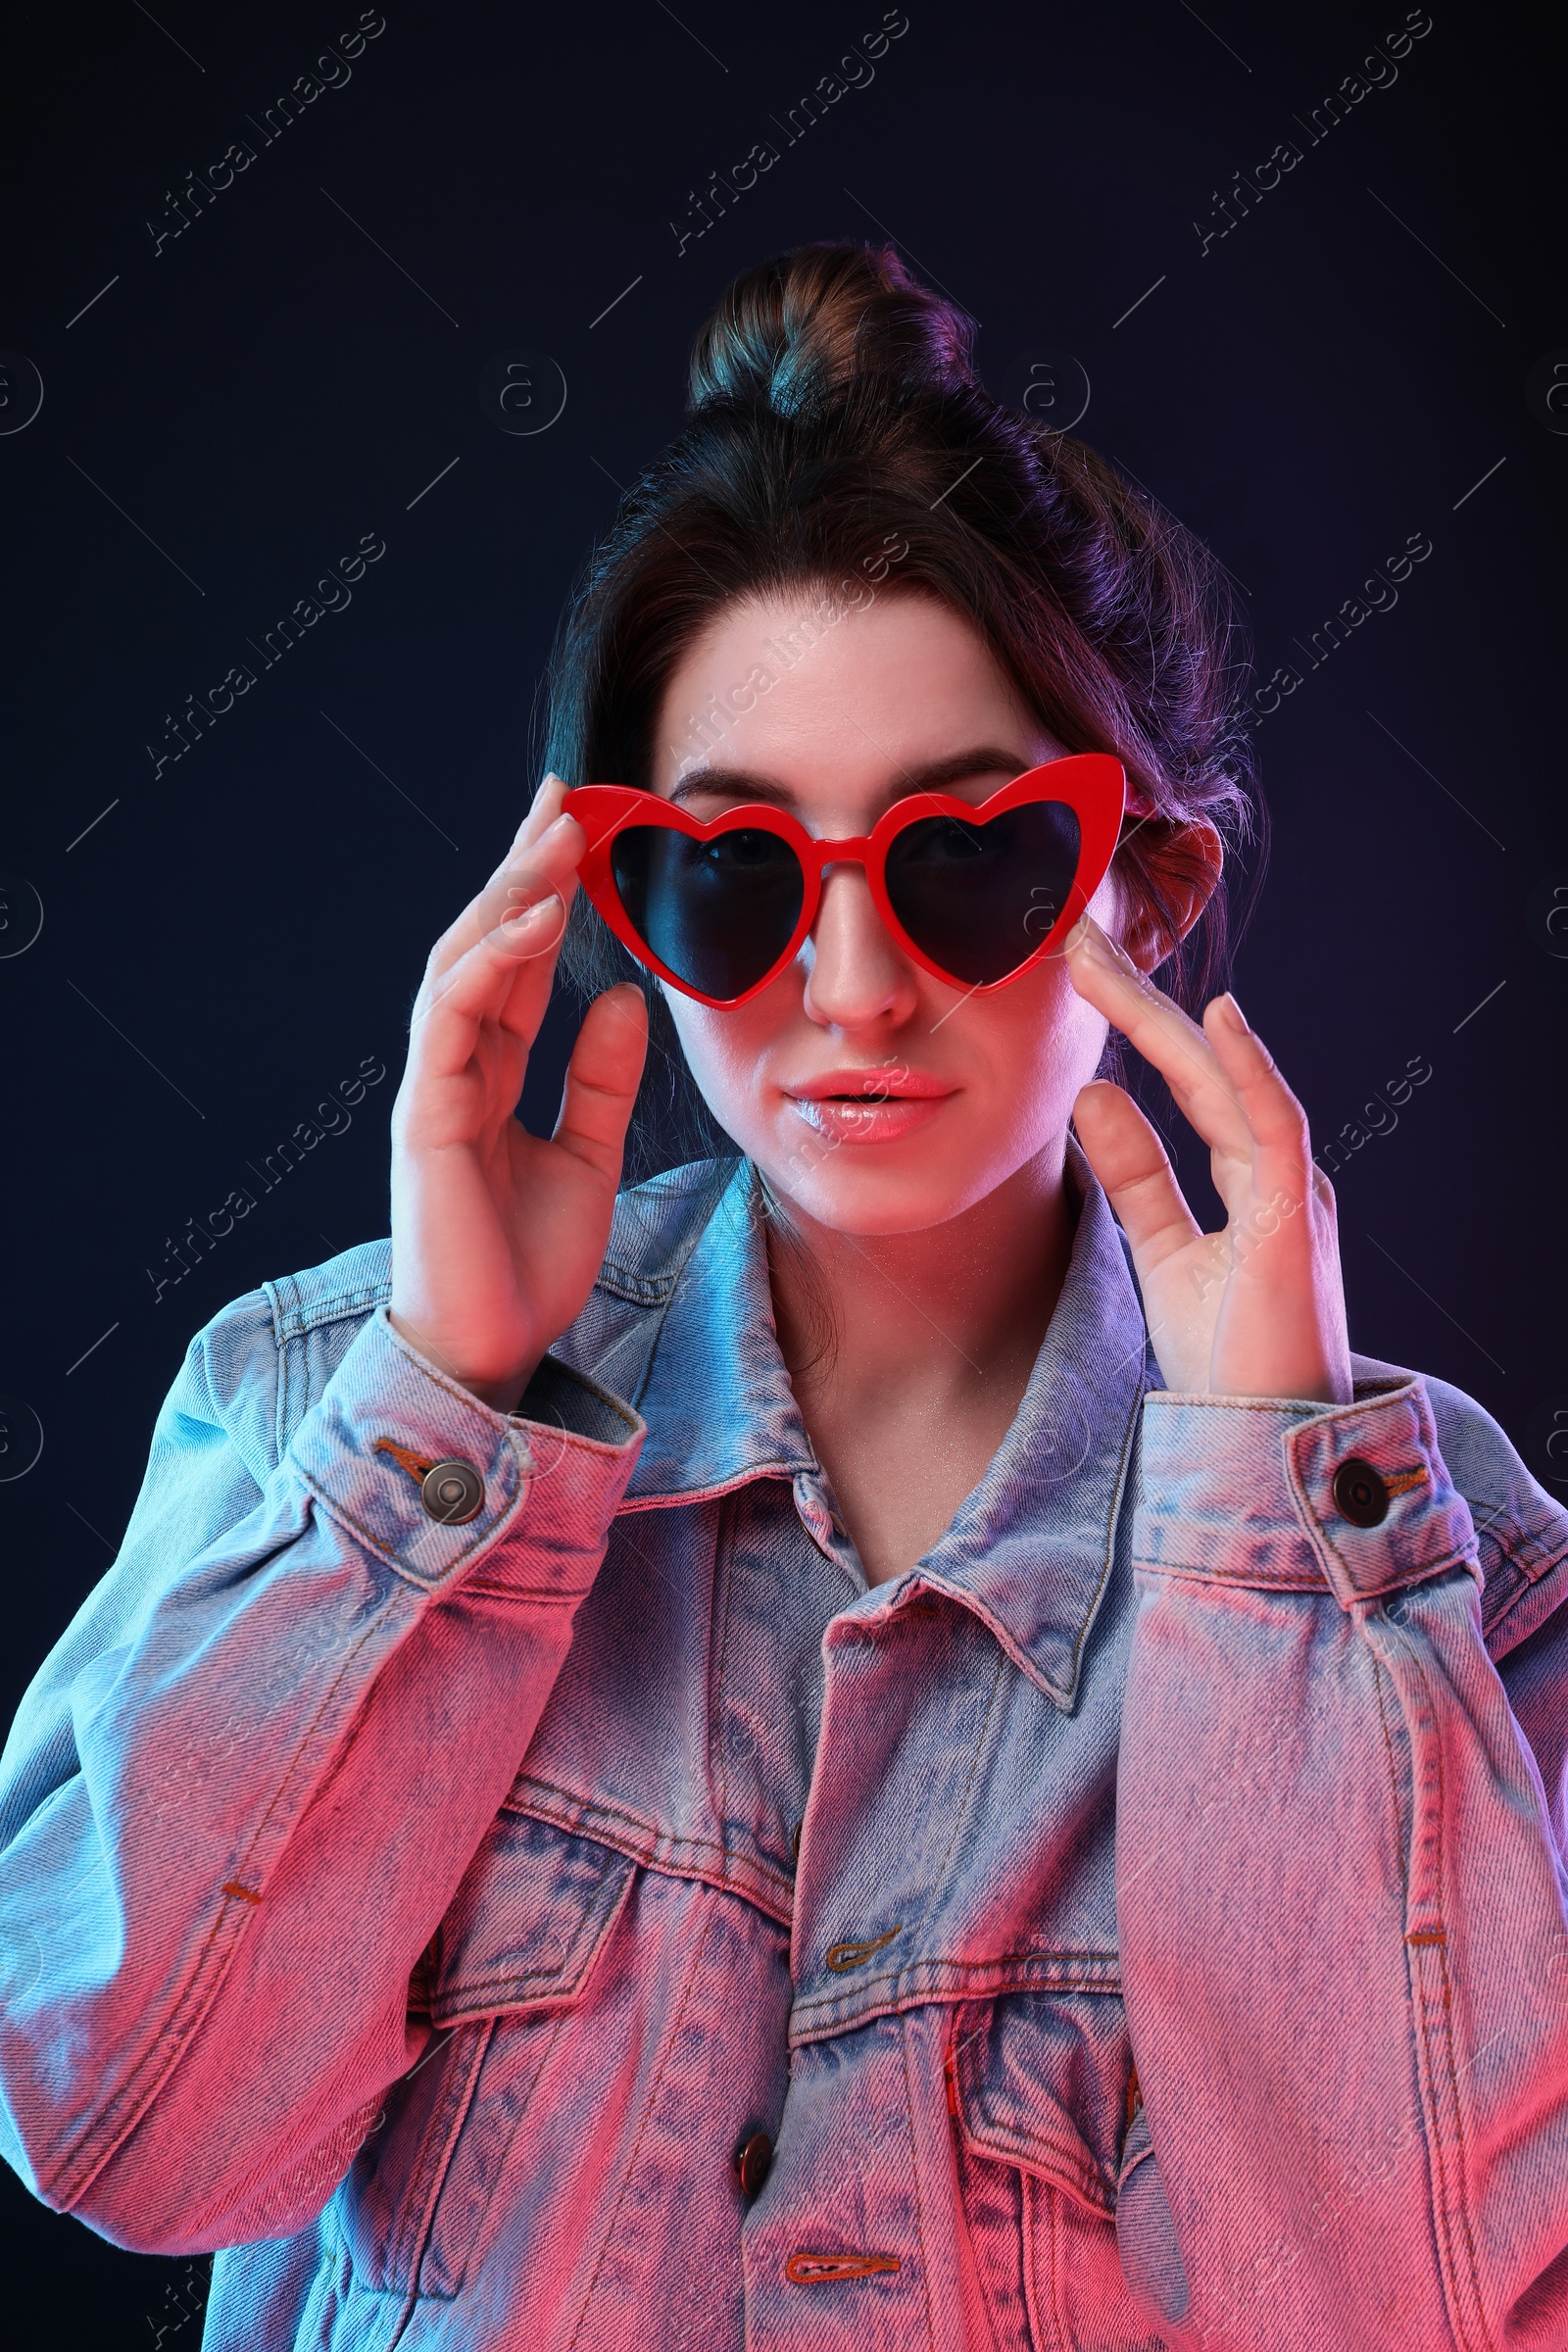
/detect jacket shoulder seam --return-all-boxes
[262,1249,392,1342]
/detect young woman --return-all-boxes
[3,244,1566,2352]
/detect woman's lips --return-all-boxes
[783,1071,956,1144]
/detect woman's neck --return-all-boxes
[765,1140,1078,1584]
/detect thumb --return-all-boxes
[551,984,649,1181]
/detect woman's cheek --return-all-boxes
[1009,961,1110,1128]
[662,994,774,1149]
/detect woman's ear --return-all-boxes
[1118,819,1224,975]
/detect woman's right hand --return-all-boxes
[387,774,648,1413]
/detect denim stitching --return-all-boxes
[959,2115,1110,2215]
[1047,2178,1072,2352]
[447,2009,568,2301]
[1370,1652,1410,1900]
[596,1158,740,1304]
[1408,1630,1492,2352]
[51,1582,411,2208]
[897,2015,937,2347]
[617,1460,825,1512]
[1382,1613,1492,2352]
[710,1494,739,1882]
[1411,1947,1486,2352]
[625,1173,743,1407]
[1481,1536,1568,1644]
[898,1645,1007,1988]
[969,2126,1110,2215]
[454,1583,587,1608]
[1066,1388,1143,1692]
[792,1948,1120,2017]
[504,1778,798,1907]
[389,2018,493,2290]
[954,2024,1112,2212]
[434,1855,638,2024]
[1019,2174,1054,2352]
[1428,1940,1494,2352]
[563,1903,719,2351]
[291,1460,521,1588]
[275,1310,297,1468]
[1132,1561,1344,1592]
[236,1592,414,1874]
[266,1265,391,1341]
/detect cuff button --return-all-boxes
[420,1459,485,1524]
[1331,1457,1389,1528]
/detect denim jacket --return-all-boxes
[3,1152,1568,2351]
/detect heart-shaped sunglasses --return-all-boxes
[563,754,1126,1008]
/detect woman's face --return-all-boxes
[647,589,1121,1236]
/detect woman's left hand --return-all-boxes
[1065,916,1352,1403]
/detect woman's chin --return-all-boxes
[755,1151,1004,1239]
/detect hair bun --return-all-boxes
[687,241,979,416]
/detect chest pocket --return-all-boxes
[431,1807,637,2026]
[341,1811,636,2301]
[952,1990,1170,2352]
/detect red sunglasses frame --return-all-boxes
[563,753,1127,1009]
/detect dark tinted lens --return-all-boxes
[884,801,1082,986]
[610,824,805,1000]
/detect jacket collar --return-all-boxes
[617,1160,816,1501]
[612,1149,1156,1709]
[909,1158,1155,1706]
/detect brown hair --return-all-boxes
[541,241,1258,1173]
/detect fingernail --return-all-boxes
[503,891,563,928]
[1214,992,1249,1031]
[514,814,569,856]
[514,779,566,844]
[1085,920,1133,970]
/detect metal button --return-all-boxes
[1331,1457,1389,1528]
[419,1458,485,1524]
[735,2131,773,2197]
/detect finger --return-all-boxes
[1201,994,1314,1217]
[552,985,649,1181]
[1066,916,1253,1162]
[409,899,566,1081]
[423,811,584,992]
[1073,1080,1203,1274]
[513,771,569,854]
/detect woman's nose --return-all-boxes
[800,862,920,1029]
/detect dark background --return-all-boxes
[1,0,1563,2336]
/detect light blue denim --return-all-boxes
[3,1152,1567,2349]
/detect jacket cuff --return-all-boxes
[287,1307,644,1592]
[1133,1379,1479,1608]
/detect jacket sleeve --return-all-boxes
[0,1290,643,2257]
[1114,1372,1568,2352]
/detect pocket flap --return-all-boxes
[952,1989,1134,2216]
[432,1809,635,2026]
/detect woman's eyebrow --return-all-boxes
[665,746,1034,809]
[895,747,1038,801]
[666,766,793,808]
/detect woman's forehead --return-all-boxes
[651,589,1057,805]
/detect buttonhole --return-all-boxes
[825,1925,902,1973]
[373,1437,435,1486]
